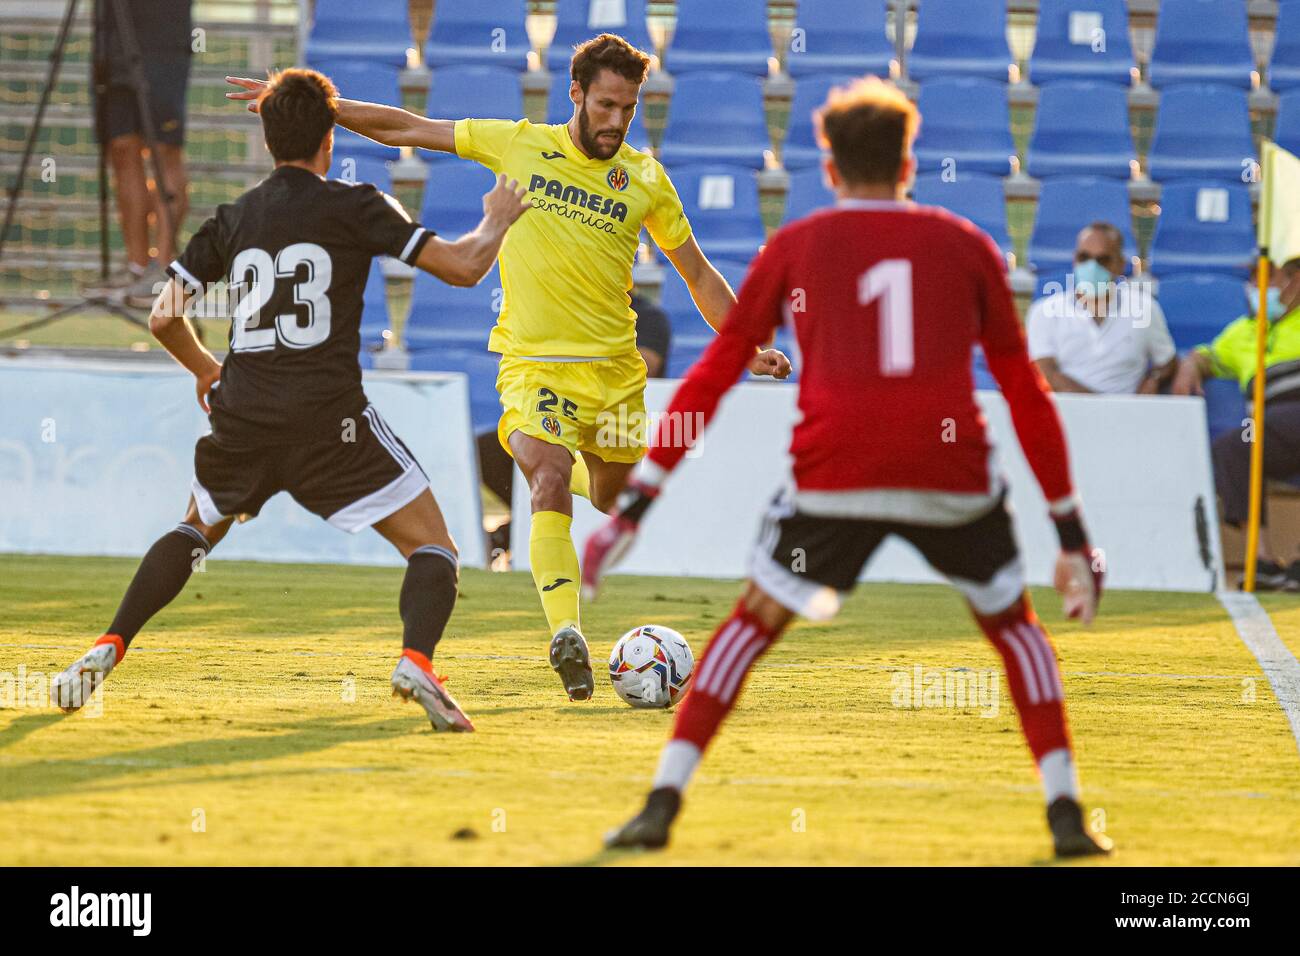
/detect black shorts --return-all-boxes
[191,405,428,533]
[94,58,190,146]
[750,490,1025,620]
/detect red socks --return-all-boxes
[671,601,777,751]
[974,596,1072,761]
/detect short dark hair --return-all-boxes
[815,77,919,186]
[569,33,651,92]
[258,68,339,163]
[1079,221,1126,258]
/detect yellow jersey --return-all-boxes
[452,118,693,357]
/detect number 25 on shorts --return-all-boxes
[536,387,579,420]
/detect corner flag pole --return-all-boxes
[1243,248,1269,593]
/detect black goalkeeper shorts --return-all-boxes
[191,404,428,533]
[750,489,1025,620]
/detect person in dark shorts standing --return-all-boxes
[86,0,195,306]
[52,69,531,732]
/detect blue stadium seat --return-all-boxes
[661,72,769,170]
[972,346,999,391]
[914,78,1016,176]
[666,0,772,77]
[426,0,530,71]
[1204,377,1245,442]
[1028,0,1135,86]
[908,0,1013,82]
[546,73,650,150]
[305,0,411,67]
[425,66,524,129]
[360,258,390,352]
[309,60,402,161]
[660,258,751,377]
[405,264,504,352]
[1271,0,1300,92]
[420,159,499,238]
[786,0,893,78]
[1147,84,1255,182]
[667,164,766,262]
[1028,176,1134,278]
[407,348,503,434]
[1149,180,1256,279]
[783,167,835,221]
[1148,0,1254,90]
[912,172,1011,253]
[782,73,855,170]
[1156,273,1247,352]
[330,155,393,194]
[547,0,653,73]
[1027,81,1135,179]
[1275,89,1300,155]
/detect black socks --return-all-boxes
[108,524,212,648]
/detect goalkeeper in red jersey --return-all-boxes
[583,78,1110,858]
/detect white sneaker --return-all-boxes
[390,656,475,732]
[51,641,119,712]
[122,265,170,310]
[81,267,144,298]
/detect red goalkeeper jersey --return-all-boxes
[645,199,1076,522]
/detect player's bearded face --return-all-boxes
[578,99,626,160]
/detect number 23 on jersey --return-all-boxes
[230,243,333,352]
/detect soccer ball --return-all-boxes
[609,625,694,709]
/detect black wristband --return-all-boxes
[1053,511,1087,552]
[618,484,657,524]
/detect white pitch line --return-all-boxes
[1218,591,1300,756]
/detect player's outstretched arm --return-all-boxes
[413,175,529,286]
[663,237,792,379]
[224,76,456,152]
[148,277,223,413]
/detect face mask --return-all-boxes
[1073,258,1112,297]
[1246,286,1286,321]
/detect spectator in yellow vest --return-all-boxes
[1173,257,1300,589]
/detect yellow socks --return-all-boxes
[530,510,581,634]
[569,454,591,500]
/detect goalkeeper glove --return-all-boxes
[1051,509,1105,624]
[580,480,659,601]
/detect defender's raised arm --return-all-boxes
[226,75,456,153]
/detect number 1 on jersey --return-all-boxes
[859,259,914,376]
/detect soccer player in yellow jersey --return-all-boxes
[228,35,790,701]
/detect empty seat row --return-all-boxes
[917,78,1266,184]
[322,58,1298,193]
[309,0,1300,93]
[782,171,1256,284]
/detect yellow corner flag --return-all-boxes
[1260,141,1300,264]
[1244,142,1300,591]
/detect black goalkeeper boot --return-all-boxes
[1048,796,1114,858]
[605,787,682,850]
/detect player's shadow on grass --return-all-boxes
[558,845,649,867]
[0,712,69,751]
[0,713,475,804]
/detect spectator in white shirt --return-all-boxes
[1027,222,1177,395]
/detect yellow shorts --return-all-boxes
[496,351,648,464]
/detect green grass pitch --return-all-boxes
[2,554,1298,866]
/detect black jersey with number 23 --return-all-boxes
[167,165,433,444]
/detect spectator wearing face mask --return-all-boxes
[1172,257,1300,590]
[1027,222,1178,395]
